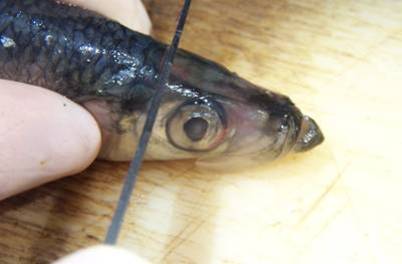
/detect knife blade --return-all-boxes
[104,0,192,245]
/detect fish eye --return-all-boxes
[183,117,209,141]
[166,98,227,152]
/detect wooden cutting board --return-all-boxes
[1,0,402,263]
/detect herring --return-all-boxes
[0,0,324,162]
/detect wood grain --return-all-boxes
[1,0,402,263]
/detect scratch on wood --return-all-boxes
[159,218,207,262]
[296,163,350,226]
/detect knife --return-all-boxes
[104,0,192,245]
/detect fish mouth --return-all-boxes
[293,115,324,152]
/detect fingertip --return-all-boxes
[65,0,152,34]
[0,81,101,200]
[59,98,102,176]
[119,0,152,34]
[54,245,149,264]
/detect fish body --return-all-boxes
[0,0,324,162]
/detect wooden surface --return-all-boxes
[1,0,402,263]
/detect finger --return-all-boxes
[54,245,149,264]
[0,80,101,200]
[63,0,152,34]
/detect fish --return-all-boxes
[0,0,324,163]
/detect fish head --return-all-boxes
[144,50,324,161]
[94,48,323,162]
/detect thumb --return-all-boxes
[54,245,149,264]
[0,80,101,200]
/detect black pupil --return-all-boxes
[183,117,209,142]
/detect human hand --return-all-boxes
[54,245,149,264]
[0,0,151,199]
[0,0,151,262]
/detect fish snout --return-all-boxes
[293,115,324,152]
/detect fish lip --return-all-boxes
[293,115,324,152]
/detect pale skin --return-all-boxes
[0,0,151,262]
